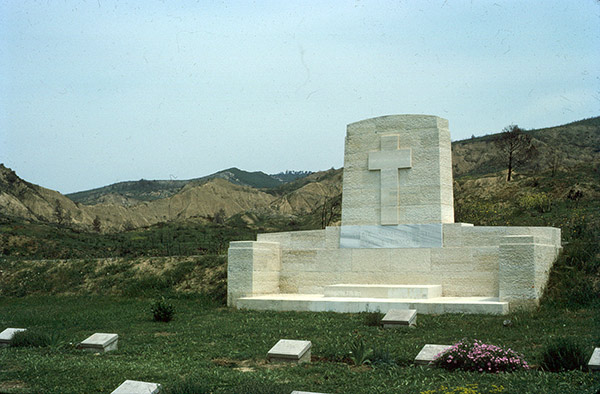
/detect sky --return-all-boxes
[1,1,599,194]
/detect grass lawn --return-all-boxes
[0,295,598,394]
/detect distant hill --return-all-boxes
[452,116,600,178]
[67,167,312,206]
[66,179,188,206]
[0,164,339,233]
[270,170,313,183]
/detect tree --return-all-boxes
[548,147,563,177]
[494,124,536,181]
[213,208,226,225]
[92,216,102,232]
[320,194,341,229]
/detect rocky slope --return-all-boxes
[0,164,339,232]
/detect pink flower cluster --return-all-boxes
[432,339,530,373]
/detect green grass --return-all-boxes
[0,296,598,394]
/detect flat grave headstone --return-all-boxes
[414,344,451,366]
[111,380,161,394]
[291,391,329,394]
[589,347,600,371]
[78,333,118,353]
[382,309,417,327]
[267,339,311,363]
[0,328,27,347]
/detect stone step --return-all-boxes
[236,294,509,315]
[324,284,442,299]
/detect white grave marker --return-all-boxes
[414,344,451,365]
[267,339,311,363]
[588,347,600,371]
[291,391,329,394]
[111,380,161,394]
[382,309,417,327]
[78,333,118,353]
[0,328,27,347]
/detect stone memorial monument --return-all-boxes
[228,115,562,314]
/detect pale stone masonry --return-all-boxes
[78,333,118,353]
[228,115,562,314]
[111,380,161,394]
[267,339,312,363]
[382,309,417,327]
[342,115,454,225]
[414,344,451,365]
[588,348,600,371]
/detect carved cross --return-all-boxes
[368,135,412,225]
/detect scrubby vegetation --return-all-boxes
[539,337,589,373]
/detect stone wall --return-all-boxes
[228,224,561,309]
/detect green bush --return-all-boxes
[348,335,373,365]
[539,338,587,372]
[151,297,174,322]
[10,329,57,348]
[162,378,211,394]
[371,346,397,367]
[541,224,600,308]
[361,311,384,327]
[517,192,552,213]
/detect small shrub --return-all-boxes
[362,311,384,327]
[348,335,373,365]
[232,380,292,394]
[539,337,587,372]
[432,339,529,373]
[162,378,212,394]
[371,347,397,367]
[10,330,56,348]
[517,192,552,213]
[151,297,174,322]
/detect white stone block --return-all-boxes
[267,339,312,363]
[111,380,161,394]
[414,344,451,365]
[0,328,27,347]
[324,284,441,299]
[389,248,431,272]
[78,333,118,353]
[340,224,443,248]
[291,391,329,394]
[588,348,600,371]
[382,309,417,327]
